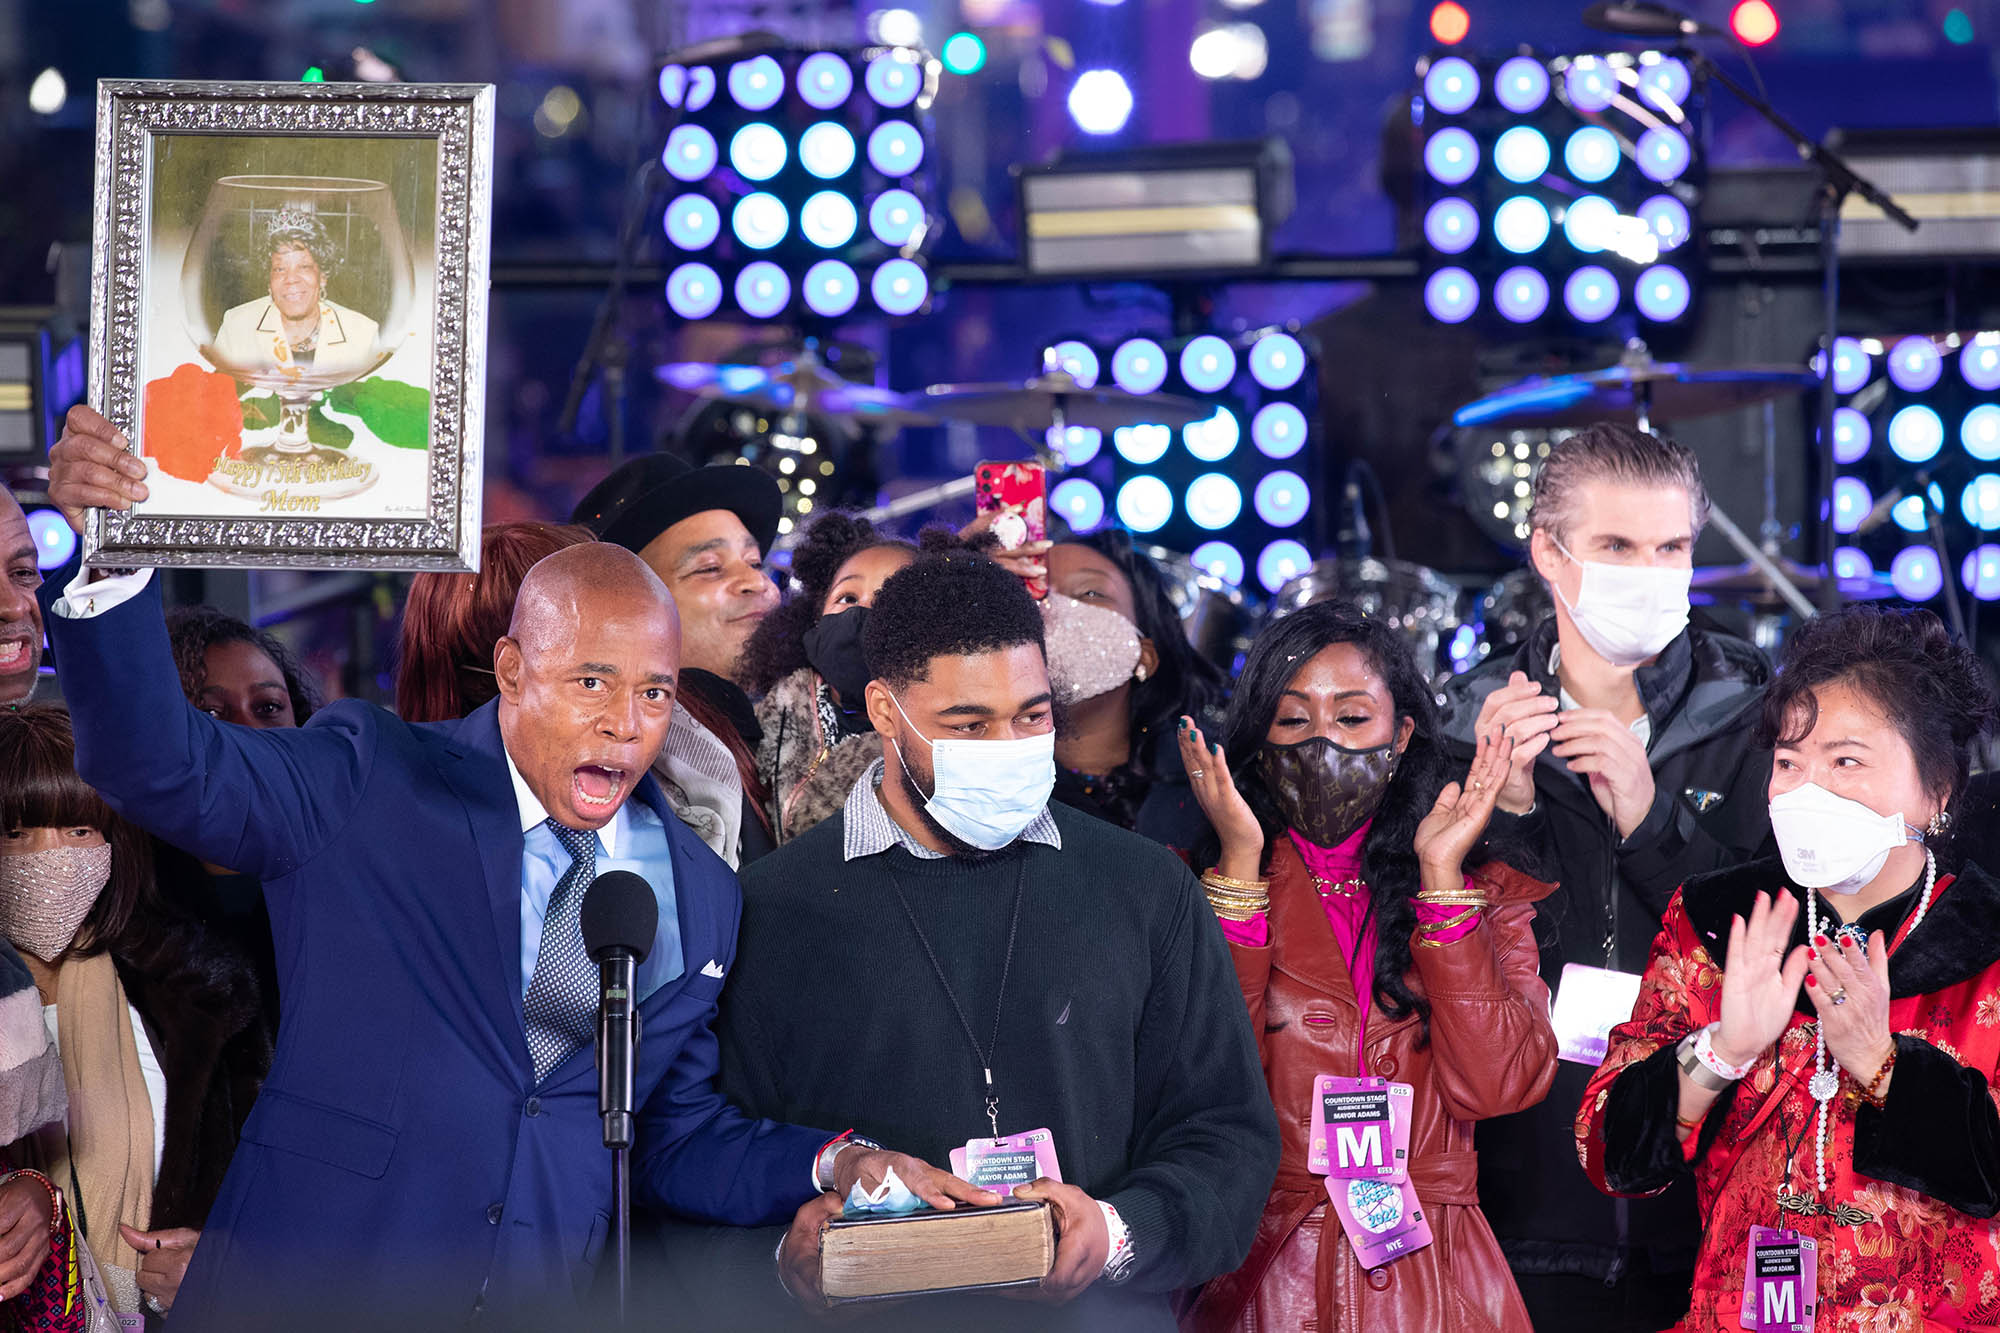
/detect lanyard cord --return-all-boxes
[888,857,1029,1141]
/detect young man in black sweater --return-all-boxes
[675,550,1278,1330]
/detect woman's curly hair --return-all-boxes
[166,605,321,724]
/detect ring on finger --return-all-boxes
[1830,987,1849,1005]
[1189,769,1205,780]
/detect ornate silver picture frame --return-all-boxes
[87,79,494,571]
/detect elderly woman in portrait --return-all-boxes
[1577,605,2000,1329]
[211,207,379,379]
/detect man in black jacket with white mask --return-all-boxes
[1439,422,1774,1332]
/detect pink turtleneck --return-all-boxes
[1218,819,1482,1067]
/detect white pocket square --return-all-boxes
[700,959,726,979]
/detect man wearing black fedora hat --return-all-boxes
[574,454,785,866]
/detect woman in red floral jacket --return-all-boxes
[1578,605,2000,1330]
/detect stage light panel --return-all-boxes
[798,52,854,109]
[1635,265,1690,321]
[1183,408,1241,462]
[1185,473,1244,529]
[1892,495,1930,533]
[1965,545,2000,599]
[1495,57,1549,113]
[868,121,925,175]
[866,51,923,108]
[1425,267,1478,323]
[1833,546,1874,580]
[735,262,791,318]
[1424,128,1479,186]
[1889,336,1943,392]
[869,189,923,246]
[1964,475,2000,530]
[1112,339,1169,395]
[1424,57,1480,115]
[1827,337,1870,394]
[1638,195,1690,251]
[1257,540,1311,593]
[1965,404,2000,461]
[1564,58,1618,113]
[1249,333,1306,390]
[1180,336,1238,393]
[665,194,721,249]
[1048,424,1103,466]
[1563,127,1620,184]
[1637,55,1691,111]
[1964,336,2000,390]
[1889,404,1945,463]
[1424,198,1480,254]
[801,191,860,248]
[1116,475,1174,531]
[1831,476,1871,534]
[728,56,785,111]
[1494,197,1551,254]
[732,192,790,248]
[664,125,719,182]
[1191,541,1245,586]
[1563,266,1619,321]
[666,262,723,319]
[1252,402,1307,458]
[1254,470,1309,526]
[1562,195,1618,253]
[799,122,857,179]
[1113,423,1173,465]
[871,259,928,315]
[1832,406,1872,464]
[729,123,788,181]
[26,508,73,571]
[1892,545,1943,600]
[1495,266,1550,322]
[803,260,860,316]
[1636,127,1691,183]
[1494,127,1551,185]
[1051,478,1106,529]
[1048,340,1101,387]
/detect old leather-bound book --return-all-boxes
[820,1200,1056,1302]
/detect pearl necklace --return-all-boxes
[1803,846,1934,1193]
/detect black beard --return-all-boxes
[899,761,1002,863]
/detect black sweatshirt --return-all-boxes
[641,802,1278,1331]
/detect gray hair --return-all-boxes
[1528,421,1710,546]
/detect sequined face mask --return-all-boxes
[0,844,113,962]
[1258,736,1402,849]
[1041,592,1144,707]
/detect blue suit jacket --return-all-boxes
[38,561,823,1329]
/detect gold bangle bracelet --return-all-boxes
[1415,893,1489,908]
[1205,896,1267,922]
[1201,870,1270,893]
[1204,893,1269,913]
[1415,906,1482,933]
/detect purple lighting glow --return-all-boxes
[1888,336,1943,392]
[1891,546,1944,601]
[1424,198,1479,254]
[1425,267,1478,323]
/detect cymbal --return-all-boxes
[1454,363,1819,430]
[1690,559,1894,606]
[656,355,937,427]
[918,371,1211,432]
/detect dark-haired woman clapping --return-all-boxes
[1179,602,1557,1333]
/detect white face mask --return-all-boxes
[0,844,114,961]
[1041,592,1143,708]
[889,692,1057,851]
[1551,540,1692,668]
[1768,783,1923,894]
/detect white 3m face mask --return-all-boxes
[889,693,1057,851]
[1551,540,1692,668]
[1768,783,1923,894]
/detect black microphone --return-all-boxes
[1335,472,1373,560]
[1581,1,1721,36]
[581,870,659,1150]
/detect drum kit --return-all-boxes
[658,336,1859,676]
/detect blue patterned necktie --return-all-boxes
[523,819,600,1082]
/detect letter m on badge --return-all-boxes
[1762,1280,1795,1327]
[1334,1123,1383,1171]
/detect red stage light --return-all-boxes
[1730,0,1779,45]
[1429,2,1471,45]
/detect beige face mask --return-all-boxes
[1041,592,1144,707]
[0,844,113,961]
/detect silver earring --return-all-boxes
[1929,810,1951,837]
[1134,665,1149,682]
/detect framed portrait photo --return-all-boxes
[87,79,494,571]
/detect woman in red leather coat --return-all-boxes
[1178,601,1558,1333]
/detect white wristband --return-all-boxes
[1693,1023,1755,1081]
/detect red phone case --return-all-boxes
[975,461,1048,599]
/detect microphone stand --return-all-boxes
[598,952,642,1327]
[1680,51,1917,611]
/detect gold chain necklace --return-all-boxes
[1307,869,1366,899]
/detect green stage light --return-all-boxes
[942,32,987,76]
[301,66,326,82]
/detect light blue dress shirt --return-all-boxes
[506,751,684,1003]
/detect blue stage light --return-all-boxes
[867,121,925,176]
[1183,408,1241,462]
[665,262,722,319]
[26,508,73,571]
[1111,339,1168,394]
[1191,541,1245,586]
[1424,198,1479,254]
[1180,335,1237,393]
[685,66,716,111]
[868,189,923,247]
[1254,470,1309,526]
[1050,478,1106,530]
[1965,405,2000,461]
[1116,475,1174,532]
[1637,55,1691,110]
[729,123,788,182]
[1424,57,1480,114]
[1185,474,1244,530]
[871,259,928,315]
[1638,195,1690,251]
[1047,425,1102,466]
[1892,545,1944,601]
[1963,338,2000,390]
[1048,340,1100,387]
[1249,333,1306,390]
[1257,540,1312,594]
[866,51,923,108]
[1832,406,1872,464]
[1892,495,1931,534]
[799,122,858,179]
[1563,266,1619,322]
[1634,265,1690,320]
[1424,128,1479,186]
[1494,266,1550,322]
[799,53,854,110]
[1113,423,1172,465]
[1494,127,1551,184]
[1823,337,1870,394]
[1496,56,1550,113]
[1493,197,1551,254]
[802,260,860,317]
[664,194,720,250]
[801,191,859,248]
[1636,127,1690,183]
[663,125,718,182]
[1563,127,1620,184]
[1830,477,1871,533]
[734,262,791,319]
[731,192,789,249]
[1564,57,1618,112]
[1068,69,1134,135]
[1562,194,1617,252]
[1889,405,1945,463]
[659,65,688,107]
[727,56,784,111]
[1424,267,1478,323]
[1963,474,2000,531]
[1833,546,1874,581]
[1252,402,1307,459]
[1888,336,1943,392]
[1965,545,2000,600]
